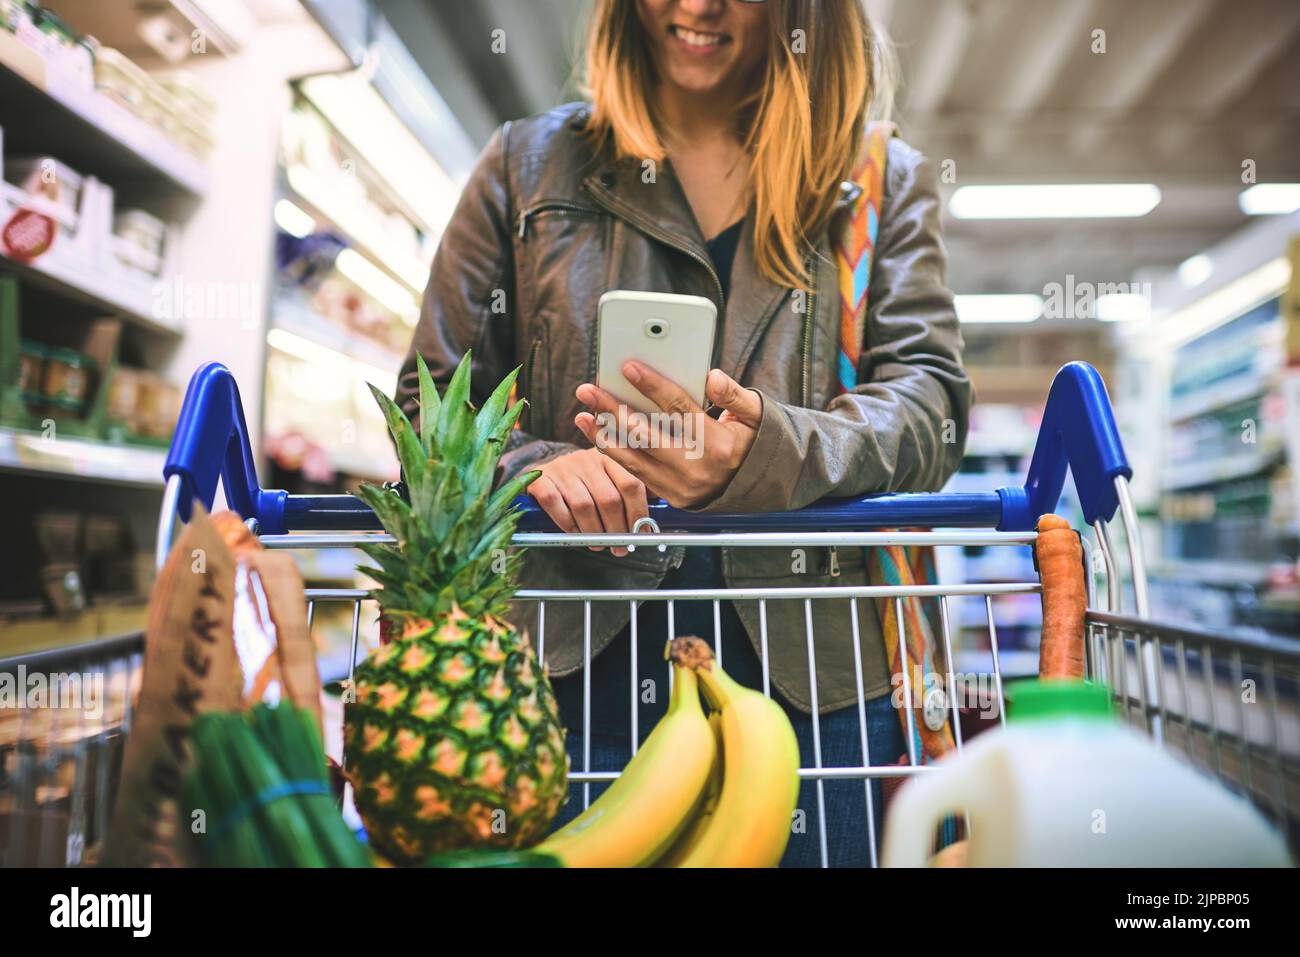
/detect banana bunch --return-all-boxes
[661,636,801,867]
[537,658,717,867]
[537,636,800,868]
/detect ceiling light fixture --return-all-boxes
[1177,254,1213,288]
[954,294,1043,324]
[948,184,1162,219]
[1238,184,1300,216]
[1096,293,1150,322]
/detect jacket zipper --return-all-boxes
[582,189,725,311]
[517,201,600,241]
[525,335,544,427]
[828,545,841,577]
[800,251,818,408]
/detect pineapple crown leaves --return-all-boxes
[359,352,540,620]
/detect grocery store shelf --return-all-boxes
[0,603,147,660]
[285,168,428,296]
[1162,448,1284,491]
[271,293,406,374]
[0,32,209,196]
[0,246,182,335]
[1168,375,1269,424]
[0,427,166,486]
[1150,559,1275,587]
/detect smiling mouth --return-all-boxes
[669,24,730,49]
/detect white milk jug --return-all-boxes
[883,681,1292,867]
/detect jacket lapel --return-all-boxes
[584,155,864,391]
[726,182,862,386]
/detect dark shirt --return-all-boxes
[706,219,743,301]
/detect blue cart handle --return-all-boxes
[996,360,1132,530]
[163,362,288,533]
[164,360,1129,534]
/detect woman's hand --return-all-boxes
[527,448,649,556]
[573,362,763,509]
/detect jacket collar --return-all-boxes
[582,148,855,382]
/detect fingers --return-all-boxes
[706,369,763,427]
[575,411,672,492]
[528,448,649,555]
[603,455,649,531]
[582,462,632,556]
[549,469,608,551]
[623,361,702,417]
[527,475,579,534]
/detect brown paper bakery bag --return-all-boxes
[210,512,322,733]
[102,506,241,867]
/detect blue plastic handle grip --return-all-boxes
[163,360,1129,535]
[163,362,288,533]
[282,490,1005,532]
[994,361,1131,531]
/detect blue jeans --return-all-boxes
[548,548,906,867]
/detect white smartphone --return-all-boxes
[596,290,717,415]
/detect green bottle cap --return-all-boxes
[1006,679,1113,723]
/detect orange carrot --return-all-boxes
[1035,513,1085,679]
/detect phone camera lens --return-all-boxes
[650,324,663,336]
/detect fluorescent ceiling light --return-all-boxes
[954,294,1043,324]
[1096,293,1150,322]
[1159,257,1291,347]
[335,248,420,322]
[267,327,397,395]
[274,199,316,238]
[1177,254,1213,288]
[949,184,1161,219]
[1238,183,1300,216]
[299,70,459,238]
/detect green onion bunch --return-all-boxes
[183,703,372,867]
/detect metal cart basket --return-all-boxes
[2,361,1296,867]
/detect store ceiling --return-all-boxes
[387,0,1300,307]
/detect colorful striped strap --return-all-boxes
[837,122,957,769]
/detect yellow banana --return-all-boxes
[536,662,715,867]
[668,636,801,868]
[654,711,723,867]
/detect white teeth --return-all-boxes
[674,27,722,47]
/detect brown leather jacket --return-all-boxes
[397,103,972,714]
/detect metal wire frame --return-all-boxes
[7,474,1298,866]
[282,528,1045,868]
[1087,610,1300,847]
[0,635,143,867]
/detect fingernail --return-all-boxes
[623,361,641,383]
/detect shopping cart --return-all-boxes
[2,361,1296,867]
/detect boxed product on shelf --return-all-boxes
[40,344,94,419]
[158,70,218,119]
[133,370,181,441]
[90,45,150,114]
[16,337,42,405]
[4,154,83,223]
[111,207,165,276]
[0,0,21,32]
[88,46,216,162]
[103,365,179,443]
[6,2,93,88]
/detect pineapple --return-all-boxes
[344,353,569,864]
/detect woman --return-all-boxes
[397,0,971,866]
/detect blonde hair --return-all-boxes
[582,0,895,289]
